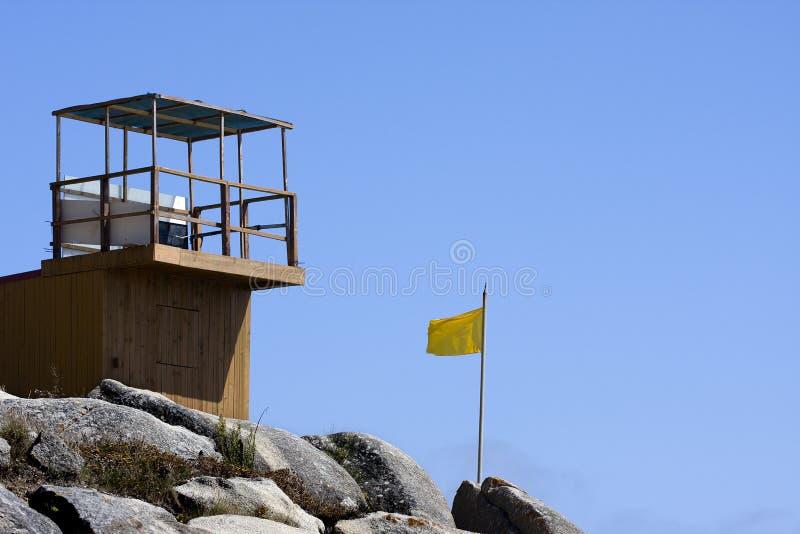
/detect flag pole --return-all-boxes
[477,284,487,483]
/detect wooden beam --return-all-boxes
[150,97,159,245]
[110,104,238,136]
[101,106,111,252]
[59,112,186,142]
[187,141,195,250]
[237,131,247,258]
[50,166,153,189]
[157,167,294,196]
[287,195,298,266]
[219,113,230,256]
[122,128,128,201]
[53,116,62,259]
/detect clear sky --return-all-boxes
[1,2,798,533]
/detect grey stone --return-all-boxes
[0,483,61,534]
[305,432,454,527]
[174,476,324,533]
[0,437,10,469]
[452,477,583,534]
[334,512,470,534]
[451,480,517,533]
[28,432,85,477]
[0,389,18,400]
[0,397,218,460]
[481,478,583,534]
[89,379,217,439]
[29,485,196,533]
[189,514,314,533]
[90,379,366,521]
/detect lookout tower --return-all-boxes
[0,94,304,418]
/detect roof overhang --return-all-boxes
[53,93,293,142]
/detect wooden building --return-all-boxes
[0,94,304,418]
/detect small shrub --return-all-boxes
[214,415,256,470]
[0,413,34,463]
[79,441,195,509]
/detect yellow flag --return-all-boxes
[426,307,484,356]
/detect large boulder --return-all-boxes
[334,512,470,534]
[29,485,195,533]
[89,379,216,439]
[0,398,218,460]
[89,379,366,521]
[0,390,18,400]
[451,481,517,533]
[28,432,85,477]
[248,426,366,521]
[452,477,583,534]
[174,476,324,533]
[0,483,61,534]
[189,514,315,533]
[305,432,454,527]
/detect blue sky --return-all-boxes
[1,2,798,533]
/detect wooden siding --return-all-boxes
[0,271,105,397]
[0,266,251,419]
[101,269,250,418]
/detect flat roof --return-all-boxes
[53,93,293,142]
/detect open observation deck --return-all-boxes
[50,93,303,288]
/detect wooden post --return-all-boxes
[287,195,298,267]
[101,106,111,252]
[219,113,230,256]
[281,127,291,264]
[150,97,159,245]
[122,128,128,201]
[187,140,196,250]
[237,131,248,258]
[52,116,62,259]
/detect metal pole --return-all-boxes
[477,285,487,483]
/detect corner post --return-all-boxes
[187,140,196,250]
[101,106,111,252]
[52,115,62,259]
[150,96,159,245]
[122,127,128,202]
[219,113,231,256]
[237,131,248,258]
[281,127,293,265]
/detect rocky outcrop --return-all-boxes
[188,514,315,533]
[452,481,518,533]
[0,398,218,460]
[89,379,366,522]
[0,484,61,534]
[174,476,324,533]
[29,485,195,533]
[0,390,18,400]
[452,477,583,534]
[0,437,10,469]
[89,379,217,439]
[28,432,85,477]
[334,512,469,534]
[305,432,454,527]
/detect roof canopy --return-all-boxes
[53,93,293,142]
